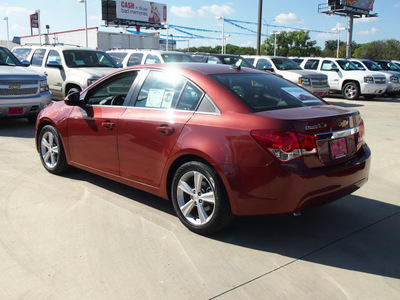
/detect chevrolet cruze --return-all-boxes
[35,63,371,234]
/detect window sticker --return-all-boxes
[146,89,174,108]
[281,87,319,104]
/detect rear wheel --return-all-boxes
[342,82,360,100]
[38,125,69,174]
[171,162,233,235]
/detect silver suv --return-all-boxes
[107,49,194,67]
[13,45,118,100]
[0,46,51,122]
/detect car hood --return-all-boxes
[0,65,46,78]
[277,69,325,77]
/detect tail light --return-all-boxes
[251,129,317,162]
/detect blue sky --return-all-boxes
[0,0,399,49]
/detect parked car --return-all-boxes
[301,57,387,100]
[188,53,255,68]
[372,59,400,74]
[350,59,400,96]
[13,45,119,100]
[35,63,371,234]
[391,60,400,68]
[244,55,330,97]
[107,49,195,67]
[0,45,51,122]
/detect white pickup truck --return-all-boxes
[244,56,330,97]
[300,57,387,100]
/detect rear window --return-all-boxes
[161,54,194,63]
[12,48,32,61]
[107,52,128,64]
[210,73,325,112]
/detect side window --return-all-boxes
[321,60,335,71]
[207,56,221,64]
[46,50,61,65]
[86,73,137,106]
[135,71,185,109]
[176,82,204,111]
[127,53,143,66]
[304,59,319,70]
[31,49,46,66]
[256,59,272,70]
[144,54,161,64]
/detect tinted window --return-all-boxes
[351,61,366,70]
[271,58,302,70]
[176,82,204,111]
[0,47,22,66]
[256,59,272,70]
[321,60,336,71]
[63,50,118,68]
[107,52,128,64]
[86,72,137,105]
[144,54,161,64]
[304,59,319,70]
[12,48,32,61]
[135,71,185,109]
[31,49,46,66]
[362,60,382,71]
[210,73,325,112]
[161,53,194,63]
[127,53,143,66]
[207,56,221,64]
[336,60,358,70]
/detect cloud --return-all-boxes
[357,27,382,35]
[275,13,304,25]
[240,40,254,47]
[171,6,195,18]
[0,5,30,16]
[354,16,379,24]
[395,3,400,8]
[197,5,235,17]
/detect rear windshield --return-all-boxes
[107,52,128,64]
[161,54,194,63]
[210,73,325,112]
[63,50,118,68]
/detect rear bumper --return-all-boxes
[224,144,371,216]
[0,92,52,118]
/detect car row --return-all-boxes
[35,63,371,234]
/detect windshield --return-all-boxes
[337,60,358,71]
[107,52,128,64]
[362,60,382,71]
[351,61,366,70]
[63,50,118,68]
[161,53,195,63]
[210,73,325,112]
[387,62,400,71]
[0,47,23,66]
[12,48,32,62]
[271,58,302,70]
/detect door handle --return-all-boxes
[102,121,115,130]
[157,124,174,136]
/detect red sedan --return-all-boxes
[35,63,371,235]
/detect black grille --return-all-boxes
[0,88,38,96]
[0,80,37,85]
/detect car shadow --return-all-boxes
[0,118,35,138]
[60,168,400,280]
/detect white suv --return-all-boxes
[0,46,51,122]
[13,45,119,100]
[107,49,194,67]
[244,56,330,97]
[301,57,387,100]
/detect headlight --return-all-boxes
[363,76,374,83]
[87,78,100,86]
[39,79,49,92]
[390,76,399,83]
[299,77,311,85]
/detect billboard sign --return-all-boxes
[116,0,167,23]
[328,0,375,11]
[30,12,39,29]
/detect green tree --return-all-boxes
[354,39,400,59]
[261,30,320,57]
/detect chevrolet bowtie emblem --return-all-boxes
[9,84,21,89]
[339,120,349,128]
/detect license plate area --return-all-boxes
[8,107,24,115]
[330,138,348,160]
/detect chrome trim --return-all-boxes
[314,126,359,141]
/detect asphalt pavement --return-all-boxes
[0,96,399,299]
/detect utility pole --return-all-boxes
[256,0,262,55]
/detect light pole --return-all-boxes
[332,27,346,58]
[216,16,225,54]
[78,0,88,47]
[273,31,280,56]
[161,22,169,51]
[3,17,9,49]
[224,34,230,54]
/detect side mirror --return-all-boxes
[47,61,63,69]
[21,60,30,67]
[64,92,82,106]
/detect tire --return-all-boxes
[171,162,233,235]
[342,82,360,100]
[38,125,69,174]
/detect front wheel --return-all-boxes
[171,162,233,235]
[342,82,360,100]
[38,125,69,174]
